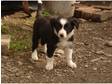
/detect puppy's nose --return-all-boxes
[60,34,64,38]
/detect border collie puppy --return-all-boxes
[32,0,79,70]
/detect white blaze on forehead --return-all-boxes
[37,0,42,4]
[60,18,67,26]
[58,18,67,39]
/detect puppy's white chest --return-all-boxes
[57,40,72,49]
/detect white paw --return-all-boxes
[68,61,77,68]
[31,50,38,60]
[45,63,53,70]
[32,54,38,60]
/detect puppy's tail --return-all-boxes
[36,0,43,17]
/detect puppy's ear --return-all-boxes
[50,18,57,27]
[69,17,79,29]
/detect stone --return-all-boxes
[17,61,23,66]
[85,64,88,68]
[93,67,97,71]
[104,41,112,47]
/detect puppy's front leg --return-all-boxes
[46,56,54,70]
[45,44,56,70]
[64,48,77,68]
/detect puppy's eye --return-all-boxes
[55,23,62,29]
[64,24,70,28]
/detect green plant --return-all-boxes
[42,10,50,16]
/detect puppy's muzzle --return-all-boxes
[58,30,67,38]
[59,34,64,38]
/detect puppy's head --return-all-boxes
[51,17,79,39]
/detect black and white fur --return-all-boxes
[31,0,79,70]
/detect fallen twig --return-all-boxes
[91,57,107,62]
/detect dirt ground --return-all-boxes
[1,11,112,83]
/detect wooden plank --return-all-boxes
[96,10,112,21]
[94,6,112,10]
[1,35,10,55]
[74,6,112,22]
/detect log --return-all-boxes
[96,10,112,21]
[93,6,112,10]
[74,6,112,22]
[1,35,10,55]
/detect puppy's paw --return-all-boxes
[45,63,53,70]
[68,61,77,68]
[32,54,38,60]
[31,50,38,60]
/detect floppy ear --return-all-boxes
[50,18,57,28]
[50,16,61,28]
[69,17,79,29]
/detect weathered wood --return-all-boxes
[96,10,112,21]
[74,6,101,21]
[1,35,10,55]
[74,6,112,22]
[94,6,112,10]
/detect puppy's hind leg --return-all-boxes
[43,44,47,54]
[31,36,39,61]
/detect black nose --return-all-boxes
[60,34,64,38]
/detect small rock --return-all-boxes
[55,49,64,54]
[84,42,89,46]
[85,64,88,68]
[26,75,31,79]
[104,41,112,47]
[8,67,19,73]
[63,69,68,73]
[17,61,23,66]
[15,72,20,77]
[54,49,64,57]
[27,66,34,69]
[2,56,8,59]
[93,67,97,70]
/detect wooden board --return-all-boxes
[74,5,112,22]
[1,35,10,55]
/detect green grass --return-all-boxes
[1,10,51,54]
[1,23,10,34]
[1,21,32,53]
